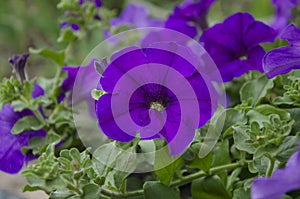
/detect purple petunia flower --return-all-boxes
[0,84,45,174]
[263,24,300,78]
[271,0,300,32]
[251,143,300,199]
[60,21,81,32]
[110,3,164,28]
[60,59,101,117]
[79,0,102,8]
[200,12,276,82]
[96,44,218,155]
[165,0,216,38]
[9,54,29,83]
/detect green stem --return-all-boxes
[266,156,275,177]
[99,160,251,198]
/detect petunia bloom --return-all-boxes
[251,143,300,199]
[60,22,81,32]
[0,84,45,174]
[263,24,300,78]
[200,12,276,82]
[270,0,300,32]
[165,0,216,38]
[60,59,101,117]
[9,54,29,83]
[79,0,102,8]
[110,3,164,28]
[96,44,218,155]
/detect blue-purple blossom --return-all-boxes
[263,24,300,78]
[60,22,81,31]
[60,60,101,117]
[165,0,216,38]
[251,143,300,199]
[96,44,218,155]
[271,0,300,32]
[200,12,276,82]
[9,54,29,83]
[0,84,45,174]
[79,0,102,8]
[110,3,164,28]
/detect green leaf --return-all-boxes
[154,148,183,186]
[29,48,65,66]
[233,188,250,199]
[188,143,212,172]
[92,142,121,176]
[113,146,137,189]
[81,184,101,199]
[11,100,27,112]
[222,108,247,136]
[240,75,274,106]
[91,89,106,100]
[288,108,300,133]
[233,126,256,154]
[212,140,231,167]
[143,182,180,199]
[191,175,231,199]
[11,116,44,134]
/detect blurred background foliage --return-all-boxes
[0,0,273,79]
[0,0,61,78]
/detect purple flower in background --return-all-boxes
[79,0,102,8]
[271,0,300,32]
[60,59,101,117]
[110,3,164,28]
[9,54,29,83]
[165,0,216,38]
[96,44,218,155]
[251,143,300,199]
[263,24,300,78]
[200,12,276,82]
[60,22,81,32]
[0,84,45,174]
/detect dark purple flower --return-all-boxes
[96,44,218,155]
[79,0,102,8]
[165,0,216,38]
[263,24,300,78]
[9,54,29,83]
[251,143,300,199]
[271,0,300,32]
[60,22,81,32]
[110,3,164,28]
[0,84,45,174]
[200,12,276,82]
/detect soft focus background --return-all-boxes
[0,0,274,79]
[0,0,273,198]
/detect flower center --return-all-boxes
[150,101,165,112]
[240,55,247,60]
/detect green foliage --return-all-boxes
[240,74,274,106]
[0,77,22,108]
[11,116,44,134]
[2,1,300,199]
[22,145,102,199]
[191,175,231,199]
[154,149,183,186]
[29,48,66,66]
[143,182,180,199]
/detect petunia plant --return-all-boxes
[1,0,300,199]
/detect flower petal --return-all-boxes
[280,24,300,46]
[96,94,136,141]
[263,46,300,78]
